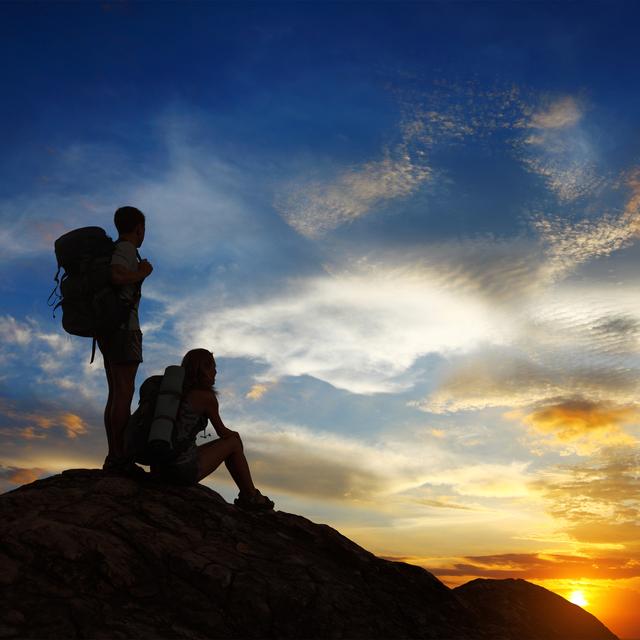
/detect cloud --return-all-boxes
[274,81,529,239]
[430,552,640,580]
[19,427,48,440]
[518,95,605,202]
[234,420,532,504]
[0,314,109,409]
[531,170,640,279]
[420,350,562,414]
[408,238,548,305]
[239,420,445,501]
[0,400,91,441]
[530,97,583,130]
[423,357,639,454]
[395,81,528,146]
[418,269,640,417]
[246,383,271,401]
[418,343,640,415]
[0,141,140,265]
[275,145,431,239]
[423,462,533,499]
[180,264,508,394]
[0,315,32,346]
[59,413,89,439]
[0,464,48,485]
[534,448,640,545]
[511,400,639,454]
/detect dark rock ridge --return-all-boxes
[455,578,618,640]
[0,470,618,640]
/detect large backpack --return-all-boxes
[48,226,135,362]
[125,366,186,466]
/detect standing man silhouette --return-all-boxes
[98,206,153,475]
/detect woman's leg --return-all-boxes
[196,434,256,494]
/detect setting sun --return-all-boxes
[569,590,589,608]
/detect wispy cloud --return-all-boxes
[418,343,640,415]
[419,270,640,417]
[275,82,533,239]
[533,169,640,280]
[534,448,640,546]
[519,95,605,202]
[275,144,431,239]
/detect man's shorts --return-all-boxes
[98,329,143,365]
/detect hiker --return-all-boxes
[98,206,153,475]
[151,348,275,510]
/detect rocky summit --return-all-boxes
[0,470,618,640]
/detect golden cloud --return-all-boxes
[535,448,640,546]
[246,383,270,401]
[517,399,638,439]
[0,465,47,485]
[0,400,90,440]
[59,413,88,439]
[508,399,639,455]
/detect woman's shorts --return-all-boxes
[98,329,143,364]
[152,456,199,486]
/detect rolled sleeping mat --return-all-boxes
[147,365,185,462]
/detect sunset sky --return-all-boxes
[2,2,640,637]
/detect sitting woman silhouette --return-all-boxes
[151,348,274,511]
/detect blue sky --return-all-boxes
[2,2,640,636]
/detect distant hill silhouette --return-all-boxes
[455,578,617,640]
[0,469,618,639]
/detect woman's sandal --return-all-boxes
[234,489,275,511]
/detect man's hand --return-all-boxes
[112,261,152,285]
[138,259,153,278]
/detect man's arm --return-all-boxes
[111,259,153,285]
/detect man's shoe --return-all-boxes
[103,454,146,479]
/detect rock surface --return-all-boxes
[0,470,619,640]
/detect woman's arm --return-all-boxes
[203,392,239,439]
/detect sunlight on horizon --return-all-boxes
[569,589,589,607]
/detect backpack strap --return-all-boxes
[90,336,97,364]
[135,249,143,299]
[47,266,62,315]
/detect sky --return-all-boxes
[1,1,640,637]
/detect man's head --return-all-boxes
[114,206,146,247]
